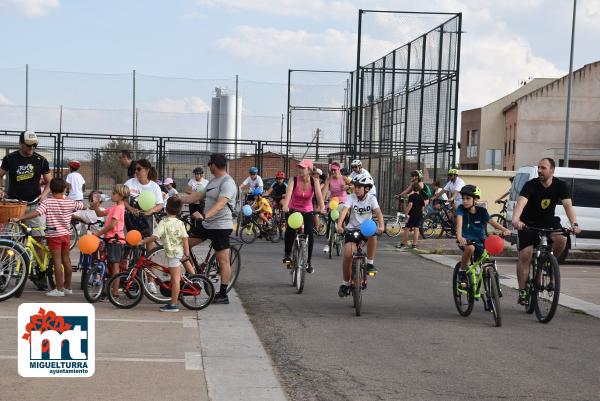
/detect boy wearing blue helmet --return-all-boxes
[240,166,263,203]
[251,187,272,227]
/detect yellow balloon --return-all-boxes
[287,212,303,229]
[329,200,339,211]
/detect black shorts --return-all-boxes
[344,231,367,244]
[106,243,125,263]
[406,214,422,229]
[189,223,232,251]
[517,218,562,251]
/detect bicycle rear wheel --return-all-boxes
[207,246,241,294]
[180,274,215,310]
[352,258,363,316]
[420,214,442,239]
[384,217,402,237]
[0,239,30,302]
[486,214,507,235]
[485,265,502,327]
[314,215,327,237]
[107,272,143,309]
[82,261,106,303]
[240,223,259,244]
[142,247,172,304]
[452,262,474,316]
[295,240,306,294]
[69,221,79,250]
[533,253,560,323]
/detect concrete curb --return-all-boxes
[197,290,288,401]
[418,253,600,319]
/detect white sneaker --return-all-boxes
[63,288,73,295]
[147,282,158,294]
[323,245,330,253]
[46,289,64,297]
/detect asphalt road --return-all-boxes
[235,237,600,401]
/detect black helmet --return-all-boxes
[460,184,481,199]
[193,167,204,175]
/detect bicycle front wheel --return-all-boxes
[180,274,215,310]
[314,215,327,236]
[384,217,402,237]
[207,246,241,294]
[485,265,502,327]
[295,240,306,294]
[534,252,560,323]
[240,223,259,244]
[142,247,172,304]
[420,215,442,239]
[107,272,143,309]
[70,221,79,250]
[82,262,106,303]
[452,262,474,317]
[352,259,363,316]
[0,239,30,302]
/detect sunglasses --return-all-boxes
[352,166,360,169]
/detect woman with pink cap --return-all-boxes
[282,159,326,273]
[321,162,348,253]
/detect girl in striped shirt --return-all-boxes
[14,178,84,297]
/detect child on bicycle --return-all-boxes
[12,178,85,297]
[456,185,511,280]
[251,188,272,227]
[139,197,194,312]
[398,182,425,249]
[90,184,129,296]
[335,174,384,297]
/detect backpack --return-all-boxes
[420,183,433,200]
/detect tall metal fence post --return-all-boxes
[401,42,412,191]
[433,25,445,182]
[416,34,427,171]
[451,14,462,168]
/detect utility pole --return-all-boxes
[564,0,577,167]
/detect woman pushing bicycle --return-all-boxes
[282,159,326,274]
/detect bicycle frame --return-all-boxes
[21,228,51,276]
[132,254,202,297]
[456,250,492,300]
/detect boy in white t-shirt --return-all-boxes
[335,174,384,297]
[66,160,85,201]
[239,167,263,203]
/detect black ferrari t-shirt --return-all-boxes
[1,151,50,202]
[520,177,570,226]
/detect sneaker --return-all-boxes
[411,244,417,249]
[323,245,330,253]
[306,263,314,274]
[366,263,377,274]
[46,289,64,297]
[518,289,529,306]
[63,288,73,295]
[282,256,291,265]
[394,243,406,249]
[147,282,158,294]
[213,293,230,304]
[160,303,180,312]
[338,284,349,297]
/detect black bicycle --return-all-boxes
[521,226,569,323]
[420,201,456,239]
[239,213,280,244]
[487,200,509,234]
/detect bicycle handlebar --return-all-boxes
[2,196,41,206]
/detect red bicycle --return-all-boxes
[106,248,215,310]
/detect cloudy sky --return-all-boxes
[1,0,599,140]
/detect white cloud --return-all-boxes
[0,0,59,17]
[196,0,354,19]
[140,96,210,114]
[0,93,13,105]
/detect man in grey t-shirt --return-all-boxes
[179,153,237,304]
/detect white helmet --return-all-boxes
[352,173,373,188]
[351,159,362,167]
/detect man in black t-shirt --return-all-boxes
[118,150,136,179]
[511,158,581,305]
[0,131,52,235]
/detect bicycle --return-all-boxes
[107,246,214,310]
[487,200,509,234]
[345,229,377,317]
[0,221,56,302]
[520,226,569,323]
[420,201,456,239]
[239,212,280,244]
[452,239,502,327]
[270,200,286,240]
[289,218,309,294]
[383,209,406,237]
[326,214,344,259]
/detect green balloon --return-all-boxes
[287,212,304,229]
[330,210,340,221]
[137,190,155,211]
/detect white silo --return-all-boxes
[210,88,242,154]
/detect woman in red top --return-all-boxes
[282,159,326,273]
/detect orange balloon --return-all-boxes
[78,234,100,254]
[126,230,142,246]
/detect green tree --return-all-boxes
[90,139,152,186]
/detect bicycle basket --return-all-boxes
[0,201,26,224]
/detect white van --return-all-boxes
[507,166,600,261]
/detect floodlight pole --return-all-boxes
[353,10,364,160]
[564,0,577,167]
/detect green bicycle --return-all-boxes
[0,221,56,301]
[452,240,502,327]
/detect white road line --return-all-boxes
[0,316,195,326]
[0,355,187,364]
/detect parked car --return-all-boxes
[507,166,600,261]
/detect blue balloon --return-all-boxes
[360,219,377,237]
[242,205,253,217]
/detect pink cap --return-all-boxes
[164,178,174,185]
[297,159,313,170]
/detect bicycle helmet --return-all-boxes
[352,173,374,188]
[68,160,81,169]
[411,170,424,180]
[351,159,362,167]
[460,184,481,199]
[249,167,259,175]
[251,187,264,196]
[276,171,285,179]
[448,168,459,175]
[193,167,204,175]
